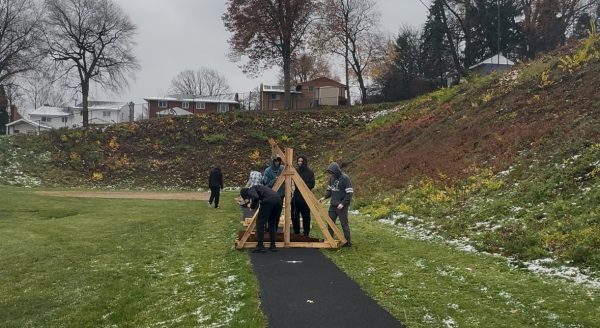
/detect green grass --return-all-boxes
[324,216,600,327]
[0,187,265,327]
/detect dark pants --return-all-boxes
[328,206,351,244]
[208,187,220,207]
[292,201,311,235]
[256,197,283,248]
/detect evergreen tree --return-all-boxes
[466,0,521,65]
[421,0,454,82]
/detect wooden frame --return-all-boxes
[235,139,347,249]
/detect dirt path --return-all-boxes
[35,191,209,201]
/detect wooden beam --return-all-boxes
[235,241,336,249]
[291,171,347,245]
[284,147,293,246]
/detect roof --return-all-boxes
[27,105,70,117]
[157,107,194,116]
[300,77,347,88]
[469,53,515,70]
[6,118,52,129]
[260,85,302,93]
[144,94,240,104]
[74,101,129,111]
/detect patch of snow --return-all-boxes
[442,317,457,328]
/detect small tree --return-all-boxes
[45,0,139,127]
[316,0,382,104]
[170,67,231,96]
[278,52,333,84]
[223,0,316,110]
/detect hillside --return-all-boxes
[1,33,599,274]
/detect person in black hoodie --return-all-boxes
[208,166,224,208]
[292,155,315,236]
[320,162,353,247]
[240,185,282,253]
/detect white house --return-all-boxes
[27,106,73,129]
[71,101,132,126]
[6,118,52,135]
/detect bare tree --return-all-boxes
[223,0,316,110]
[0,0,44,86]
[315,0,382,104]
[19,69,67,108]
[277,52,333,84]
[170,67,231,96]
[44,0,139,127]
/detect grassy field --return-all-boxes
[0,187,265,327]
[325,216,600,328]
[2,186,599,327]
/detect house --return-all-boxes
[10,101,132,133]
[259,77,347,111]
[27,105,73,129]
[156,107,194,117]
[6,118,52,135]
[469,53,515,75]
[71,101,133,126]
[145,94,240,118]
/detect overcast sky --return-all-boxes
[102,0,428,105]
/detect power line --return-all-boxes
[416,0,430,10]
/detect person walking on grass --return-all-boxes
[292,155,315,236]
[208,166,224,208]
[320,162,353,247]
[240,185,283,253]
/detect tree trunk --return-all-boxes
[82,81,89,127]
[283,48,292,110]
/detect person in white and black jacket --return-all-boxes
[320,162,353,247]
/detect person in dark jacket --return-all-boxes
[208,166,224,208]
[292,155,315,236]
[320,162,353,247]
[240,185,283,253]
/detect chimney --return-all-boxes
[10,105,21,121]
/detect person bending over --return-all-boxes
[240,185,283,253]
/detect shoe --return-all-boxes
[269,245,277,252]
[215,206,220,209]
[342,242,352,248]
[207,202,212,207]
[252,248,266,254]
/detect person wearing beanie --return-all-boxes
[240,185,283,253]
[320,162,353,247]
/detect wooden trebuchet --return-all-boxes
[235,139,347,249]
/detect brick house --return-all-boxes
[259,77,347,110]
[145,94,240,118]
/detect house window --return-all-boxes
[182,101,189,109]
[61,117,68,123]
[80,111,83,116]
[41,116,51,122]
[14,129,20,134]
[103,111,111,117]
[158,101,167,108]
[309,86,315,91]
[217,103,229,113]
[271,94,280,100]
[196,102,205,109]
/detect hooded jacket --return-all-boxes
[293,155,315,203]
[262,156,285,193]
[323,162,353,207]
[208,167,223,189]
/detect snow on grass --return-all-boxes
[358,211,600,289]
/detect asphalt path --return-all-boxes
[250,248,405,328]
